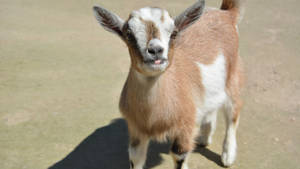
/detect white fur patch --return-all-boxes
[172,152,188,161]
[196,53,227,116]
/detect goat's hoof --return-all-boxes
[221,151,236,167]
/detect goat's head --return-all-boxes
[93,0,205,76]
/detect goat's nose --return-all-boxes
[147,46,164,56]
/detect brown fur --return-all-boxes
[221,0,241,24]
[175,8,243,123]
[119,2,242,152]
[140,17,161,43]
[221,0,240,10]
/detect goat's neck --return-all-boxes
[127,67,163,96]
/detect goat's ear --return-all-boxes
[93,5,124,37]
[174,0,205,32]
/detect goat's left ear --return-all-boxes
[93,5,124,37]
[174,0,205,32]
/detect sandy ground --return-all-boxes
[0,0,300,169]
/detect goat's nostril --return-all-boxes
[148,48,156,55]
[147,47,164,55]
[157,47,163,54]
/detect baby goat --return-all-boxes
[93,0,243,168]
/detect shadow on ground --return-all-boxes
[194,145,224,167]
[48,118,170,169]
[49,118,224,169]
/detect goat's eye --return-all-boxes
[170,30,178,39]
[126,29,134,40]
[126,29,131,36]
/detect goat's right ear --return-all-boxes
[93,5,124,37]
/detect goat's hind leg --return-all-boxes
[221,98,241,167]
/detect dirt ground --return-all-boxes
[0,0,299,169]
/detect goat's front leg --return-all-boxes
[170,137,194,169]
[129,136,149,169]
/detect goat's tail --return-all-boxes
[220,0,244,24]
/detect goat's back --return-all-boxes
[174,8,239,65]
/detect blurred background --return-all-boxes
[0,0,299,168]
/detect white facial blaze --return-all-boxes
[148,39,163,49]
[128,7,175,60]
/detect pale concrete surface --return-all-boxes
[0,0,299,169]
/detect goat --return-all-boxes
[93,0,243,168]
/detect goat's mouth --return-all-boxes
[141,58,168,73]
[143,58,167,65]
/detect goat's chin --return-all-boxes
[139,61,169,76]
